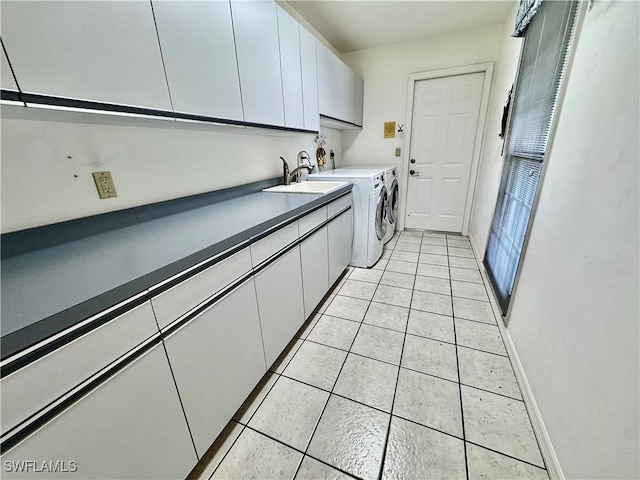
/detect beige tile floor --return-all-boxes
[188,231,548,480]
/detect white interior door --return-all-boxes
[405,72,484,232]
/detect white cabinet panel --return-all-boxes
[277,6,304,129]
[317,42,337,120]
[1,48,18,91]
[163,280,266,457]
[328,208,354,286]
[254,247,305,366]
[300,227,329,318]
[0,1,171,110]
[0,301,159,438]
[298,206,327,236]
[250,222,299,266]
[231,0,284,126]
[327,193,352,218]
[153,0,243,120]
[299,28,319,131]
[151,249,252,330]
[1,344,196,480]
[339,62,356,123]
[317,42,355,123]
[354,74,364,126]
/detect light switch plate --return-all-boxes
[395,148,401,157]
[92,171,118,199]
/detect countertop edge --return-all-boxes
[1,184,353,362]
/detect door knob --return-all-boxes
[409,170,420,176]
[410,158,416,164]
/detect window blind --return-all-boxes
[485,0,579,314]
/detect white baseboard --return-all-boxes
[467,232,565,480]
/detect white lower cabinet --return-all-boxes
[300,227,329,318]
[1,301,159,438]
[0,344,196,480]
[162,280,266,458]
[328,208,354,286]
[254,247,305,367]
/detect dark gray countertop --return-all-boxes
[1,180,352,359]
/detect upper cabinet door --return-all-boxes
[353,74,364,126]
[299,28,319,131]
[153,0,243,121]
[317,42,355,123]
[1,48,18,91]
[231,0,284,127]
[0,1,171,110]
[276,6,304,129]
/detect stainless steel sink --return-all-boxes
[263,181,349,194]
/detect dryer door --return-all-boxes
[388,179,399,225]
[375,186,388,241]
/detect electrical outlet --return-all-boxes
[92,171,117,199]
[395,148,401,157]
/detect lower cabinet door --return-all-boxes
[300,226,329,318]
[0,344,196,480]
[254,247,305,367]
[163,280,266,458]
[328,209,354,285]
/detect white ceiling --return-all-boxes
[286,0,516,53]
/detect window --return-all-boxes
[484,0,579,314]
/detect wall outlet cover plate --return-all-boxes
[92,171,118,199]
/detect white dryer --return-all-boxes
[340,165,399,243]
[308,170,387,268]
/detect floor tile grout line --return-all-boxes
[292,267,383,480]
[210,281,342,479]
[240,424,364,480]
[464,439,549,471]
[302,320,509,360]
[234,371,283,427]
[375,247,416,480]
[207,420,247,480]
[380,413,549,472]
[446,239,470,480]
[273,363,526,412]
[450,237,549,475]
[216,236,531,479]
[468,248,550,471]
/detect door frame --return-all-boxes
[399,62,494,234]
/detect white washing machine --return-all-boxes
[308,170,387,268]
[340,165,399,243]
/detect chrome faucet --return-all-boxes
[280,156,314,185]
[297,150,311,167]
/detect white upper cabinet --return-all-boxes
[0,1,171,110]
[276,6,304,129]
[231,0,284,127]
[152,0,243,121]
[1,48,18,91]
[317,42,356,125]
[353,74,364,126]
[299,27,319,131]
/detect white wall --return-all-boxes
[486,2,639,479]
[339,24,503,204]
[0,105,342,232]
[470,3,521,254]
